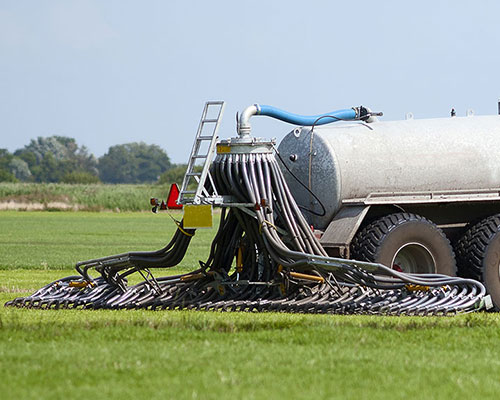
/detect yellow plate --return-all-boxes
[183,204,213,229]
[217,144,231,154]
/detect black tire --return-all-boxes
[351,213,456,276]
[455,214,500,310]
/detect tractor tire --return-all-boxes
[455,214,500,310]
[351,213,456,276]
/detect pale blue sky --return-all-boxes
[1,0,500,163]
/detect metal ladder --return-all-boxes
[178,101,225,205]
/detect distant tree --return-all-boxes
[0,170,17,182]
[0,149,17,182]
[9,158,31,181]
[16,151,36,169]
[0,148,12,169]
[14,136,98,182]
[98,142,171,183]
[158,164,188,185]
[36,153,65,182]
[16,136,72,163]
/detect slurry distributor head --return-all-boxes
[5,102,489,315]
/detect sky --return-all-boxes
[1,0,500,163]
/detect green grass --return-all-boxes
[1,211,500,400]
[1,299,500,400]
[0,182,174,211]
[0,210,216,272]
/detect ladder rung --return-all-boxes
[202,119,218,123]
[186,172,201,176]
[198,135,214,140]
[181,190,196,194]
[192,155,207,159]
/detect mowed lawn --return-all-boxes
[0,210,215,273]
[1,211,500,400]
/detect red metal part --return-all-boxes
[167,183,182,209]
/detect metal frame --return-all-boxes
[343,188,500,206]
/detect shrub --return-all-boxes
[61,171,101,184]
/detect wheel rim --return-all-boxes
[391,242,436,274]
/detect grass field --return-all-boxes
[0,182,172,211]
[1,211,500,399]
[0,210,215,272]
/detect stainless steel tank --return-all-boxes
[278,115,500,230]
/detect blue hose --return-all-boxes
[257,104,357,126]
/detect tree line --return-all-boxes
[0,136,186,184]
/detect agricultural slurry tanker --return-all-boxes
[6,101,498,314]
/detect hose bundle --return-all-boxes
[5,150,488,314]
